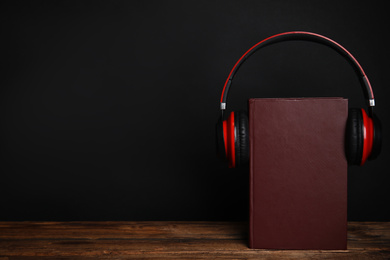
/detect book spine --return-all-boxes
[249,99,254,248]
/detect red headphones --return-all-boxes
[216,31,382,168]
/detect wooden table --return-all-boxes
[0,221,389,259]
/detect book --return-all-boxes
[249,98,348,249]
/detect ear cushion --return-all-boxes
[234,111,249,166]
[369,113,382,160]
[346,108,364,165]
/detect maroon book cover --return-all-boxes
[249,98,348,250]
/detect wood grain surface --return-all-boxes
[0,222,389,259]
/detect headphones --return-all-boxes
[216,31,382,168]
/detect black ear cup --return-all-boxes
[346,108,382,165]
[346,108,364,165]
[234,111,249,167]
[369,114,382,160]
[215,111,250,167]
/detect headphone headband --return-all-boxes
[220,31,375,112]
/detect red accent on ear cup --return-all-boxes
[222,120,228,157]
[360,109,374,165]
[219,112,249,168]
[368,114,382,160]
[216,117,227,161]
[226,112,236,168]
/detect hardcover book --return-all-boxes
[249,98,348,249]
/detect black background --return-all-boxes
[1,0,389,221]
